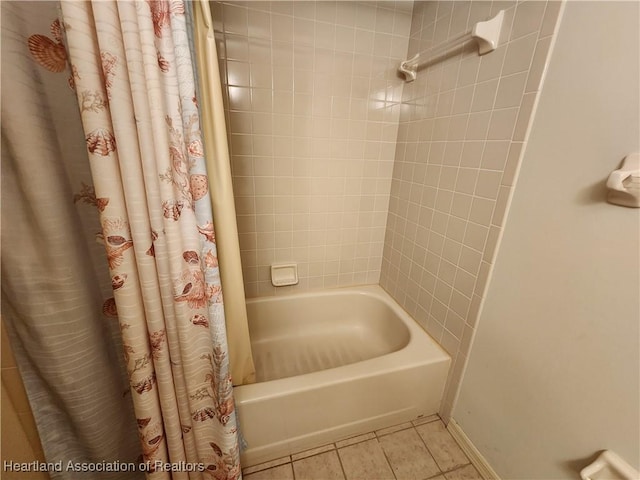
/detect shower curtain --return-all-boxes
[2,0,248,478]
[190,0,256,387]
[2,2,142,477]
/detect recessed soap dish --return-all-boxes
[271,263,298,287]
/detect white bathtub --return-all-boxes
[234,285,451,467]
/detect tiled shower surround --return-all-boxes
[380,0,561,417]
[215,1,561,416]
[213,1,413,297]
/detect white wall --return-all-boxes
[453,2,640,478]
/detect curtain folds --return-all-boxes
[58,1,241,478]
[189,0,256,386]
[1,2,143,477]
[2,1,245,476]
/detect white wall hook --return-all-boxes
[606,152,640,207]
[580,450,639,480]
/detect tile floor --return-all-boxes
[242,415,483,480]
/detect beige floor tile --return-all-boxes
[242,457,291,476]
[335,432,376,448]
[338,439,395,480]
[375,421,413,437]
[378,427,441,480]
[293,450,345,480]
[444,464,482,480]
[291,443,335,461]
[244,463,294,480]
[416,420,469,472]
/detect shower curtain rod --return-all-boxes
[399,10,505,82]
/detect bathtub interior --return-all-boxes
[235,286,451,466]
[246,292,411,382]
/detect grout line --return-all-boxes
[291,443,336,463]
[412,413,442,427]
[414,423,446,478]
[374,423,414,439]
[334,443,349,480]
[371,434,399,480]
[242,455,292,476]
[427,474,445,480]
[442,462,475,475]
[335,432,377,450]
[441,462,474,475]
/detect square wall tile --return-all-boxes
[217,0,561,425]
[214,1,412,298]
[381,0,558,423]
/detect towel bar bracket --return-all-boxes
[399,10,504,82]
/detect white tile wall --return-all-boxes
[215,0,562,420]
[379,0,562,418]
[213,1,413,297]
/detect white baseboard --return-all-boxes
[447,418,501,480]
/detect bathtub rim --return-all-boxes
[236,284,450,400]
